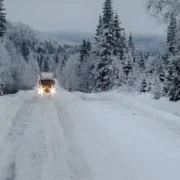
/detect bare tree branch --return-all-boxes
[145,0,180,23]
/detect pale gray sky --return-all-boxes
[5,0,165,35]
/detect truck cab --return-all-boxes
[38,72,56,96]
[39,79,55,93]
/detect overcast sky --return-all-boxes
[5,0,165,35]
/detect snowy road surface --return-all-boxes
[0,87,180,180]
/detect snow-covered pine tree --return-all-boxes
[168,55,180,101]
[167,13,177,56]
[137,51,145,72]
[95,15,103,42]
[79,39,87,63]
[140,79,147,93]
[113,13,120,56]
[176,20,180,53]
[128,32,136,63]
[122,49,133,80]
[113,13,125,56]
[79,39,91,73]
[102,0,114,29]
[43,58,49,72]
[21,40,30,61]
[94,15,103,57]
[77,39,92,92]
[0,0,6,38]
[94,0,115,91]
[119,30,127,61]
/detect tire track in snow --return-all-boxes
[40,99,72,180]
[54,99,93,180]
[0,99,34,180]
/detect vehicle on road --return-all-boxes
[38,72,56,96]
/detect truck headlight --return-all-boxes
[51,87,56,96]
[37,87,44,96]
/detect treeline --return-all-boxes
[55,0,180,102]
[2,0,180,102]
[55,0,164,99]
[145,0,180,101]
[0,0,77,94]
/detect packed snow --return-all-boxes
[0,83,180,180]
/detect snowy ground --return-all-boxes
[0,85,180,180]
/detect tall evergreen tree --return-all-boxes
[167,13,177,56]
[79,39,87,63]
[119,30,127,61]
[0,0,6,38]
[113,13,124,56]
[21,40,29,61]
[86,39,92,54]
[168,55,180,101]
[128,32,136,63]
[95,15,103,44]
[102,0,114,28]
[176,20,180,53]
[94,0,115,91]
[138,51,145,72]
[140,79,147,93]
[79,39,91,64]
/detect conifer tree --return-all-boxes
[102,0,114,28]
[0,0,6,38]
[140,79,147,93]
[94,0,115,91]
[168,56,180,101]
[119,30,127,61]
[113,13,124,56]
[95,15,103,43]
[167,13,177,56]
[79,39,87,63]
[21,40,29,61]
[138,51,145,72]
[128,32,136,63]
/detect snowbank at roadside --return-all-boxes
[73,91,180,125]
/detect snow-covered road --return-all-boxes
[0,87,180,180]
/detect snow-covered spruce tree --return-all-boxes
[162,14,180,101]
[176,20,180,52]
[122,50,133,80]
[94,0,115,91]
[137,51,145,72]
[0,0,6,38]
[140,79,147,93]
[78,39,92,92]
[167,13,177,56]
[94,15,103,57]
[112,13,128,88]
[79,39,89,65]
[151,74,163,100]
[0,41,12,91]
[119,30,127,61]
[168,55,180,101]
[128,32,136,63]
[21,40,30,61]
[61,54,80,91]
[43,58,50,72]
[113,13,124,56]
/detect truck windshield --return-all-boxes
[40,80,54,86]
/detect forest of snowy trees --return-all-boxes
[55,0,163,98]
[1,0,180,102]
[54,0,180,102]
[0,0,77,94]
